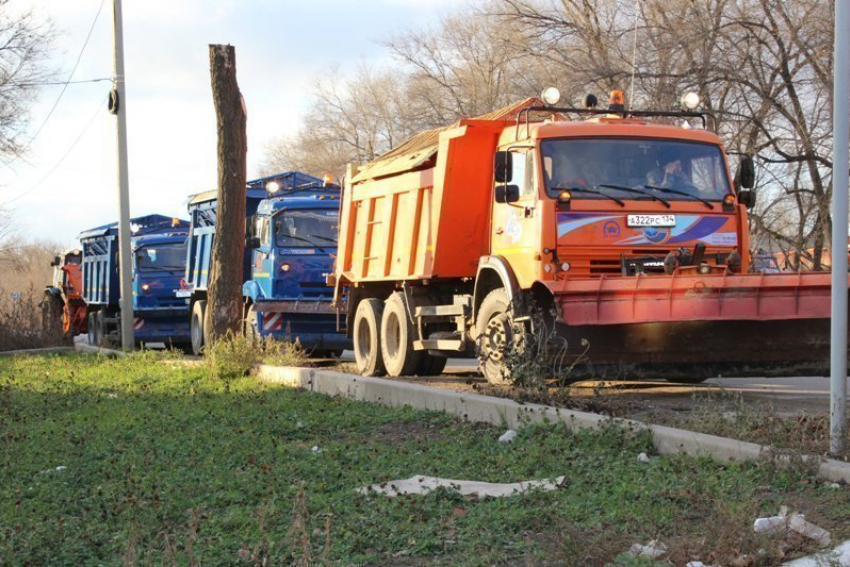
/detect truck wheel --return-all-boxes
[244,303,261,342]
[476,288,522,386]
[381,292,423,377]
[191,300,207,355]
[354,298,385,376]
[87,312,98,345]
[416,354,447,376]
[96,311,111,348]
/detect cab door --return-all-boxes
[253,216,274,298]
[490,149,540,289]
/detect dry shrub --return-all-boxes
[0,238,66,351]
[206,331,305,382]
[0,283,68,351]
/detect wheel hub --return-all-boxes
[483,314,511,362]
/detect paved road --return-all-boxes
[334,351,847,415]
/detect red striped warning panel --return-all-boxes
[263,312,282,332]
[134,318,144,330]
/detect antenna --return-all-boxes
[628,0,641,110]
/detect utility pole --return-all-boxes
[110,0,134,350]
[831,0,849,454]
[205,44,247,341]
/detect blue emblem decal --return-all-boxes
[602,220,621,238]
[642,227,669,243]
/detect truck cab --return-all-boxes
[79,214,190,349]
[130,231,191,342]
[242,184,349,354]
[185,171,350,356]
[492,116,750,285]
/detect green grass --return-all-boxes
[1,353,848,565]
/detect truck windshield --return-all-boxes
[135,243,187,272]
[275,209,338,248]
[540,138,731,201]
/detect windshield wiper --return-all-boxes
[278,235,326,252]
[644,185,714,209]
[599,184,671,208]
[551,186,625,207]
[308,234,338,245]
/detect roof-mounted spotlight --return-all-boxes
[541,86,561,106]
[266,181,281,194]
[680,91,700,111]
[584,93,598,109]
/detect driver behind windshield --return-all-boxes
[647,156,690,189]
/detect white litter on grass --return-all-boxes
[788,514,831,547]
[783,539,850,566]
[685,562,707,567]
[637,452,650,463]
[628,539,668,559]
[311,446,321,454]
[753,507,831,547]
[754,506,789,535]
[357,475,566,499]
[498,429,517,444]
[40,466,67,474]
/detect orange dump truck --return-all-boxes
[333,93,840,384]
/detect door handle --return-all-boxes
[495,227,504,235]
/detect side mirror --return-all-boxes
[738,190,755,209]
[247,236,261,249]
[494,151,512,183]
[495,185,520,204]
[51,255,60,267]
[737,156,755,189]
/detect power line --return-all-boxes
[1,96,106,205]
[1,0,106,170]
[4,77,113,88]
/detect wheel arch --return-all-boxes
[473,256,522,320]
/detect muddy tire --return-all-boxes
[381,292,423,377]
[87,311,98,345]
[354,298,385,376]
[191,300,206,355]
[476,288,522,386]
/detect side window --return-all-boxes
[510,151,529,196]
[259,218,270,247]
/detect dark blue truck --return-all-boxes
[184,171,350,355]
[79,214,192,348]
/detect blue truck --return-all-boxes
[184,171,350,355]
[79,214,192,348]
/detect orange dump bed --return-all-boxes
[337,120,505,284]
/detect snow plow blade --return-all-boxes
[541,271,842,379]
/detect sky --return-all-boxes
[0,0,455,247]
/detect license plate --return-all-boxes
[175,290,192,298]
[627,214,676,228]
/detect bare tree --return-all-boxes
[0,0,53,158]
[206,44,247,340]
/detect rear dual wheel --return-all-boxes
[353,293,447,377]
[354,299,385,376]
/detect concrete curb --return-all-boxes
[257,365,850,483]
[0,346,75,357]
[74,343,127,357]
